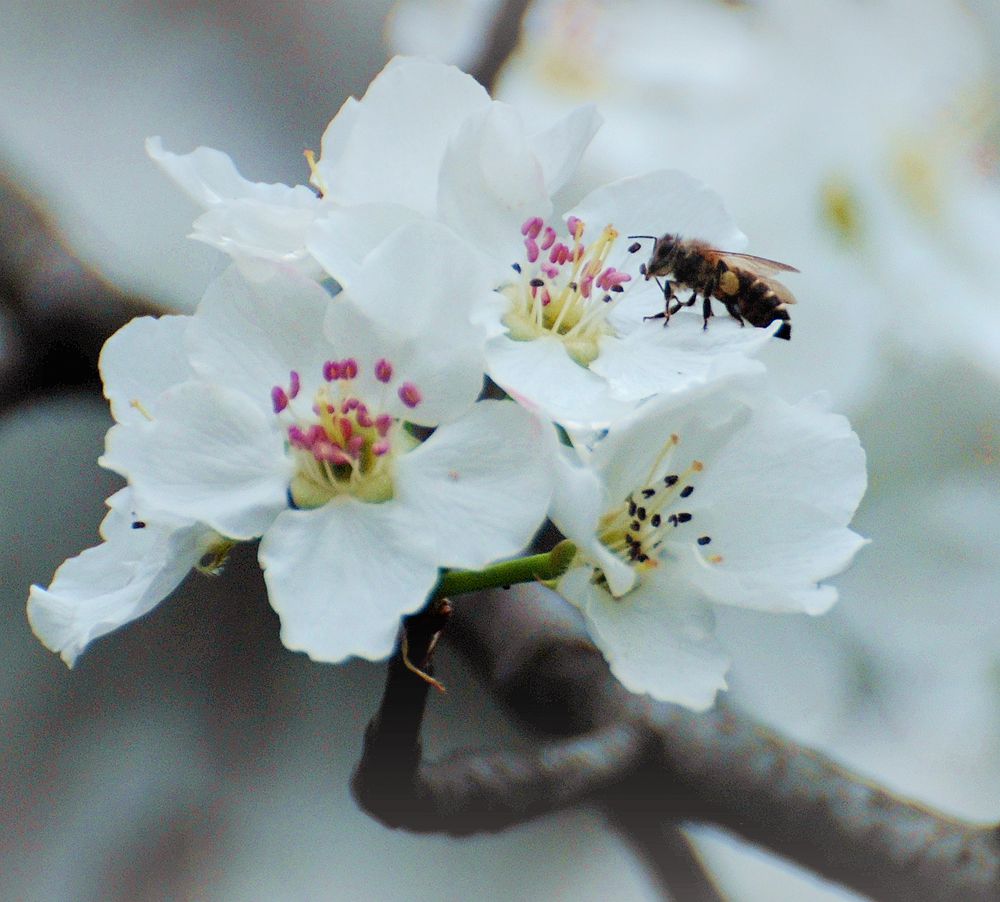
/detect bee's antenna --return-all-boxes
[626,235,658,240]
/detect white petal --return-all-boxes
[394,400,554,568]
[27,491,211,666]
[486,333,636,430]
[316,56,491,214]
[673,499,868,614]
[529,104,602,195]
[325,221,500,425]
[558,566,730,711]
[692,390,869,522]
[147,136,314,209]
[190,198,321,270]
[186,264,335,411]
[438,103,552,265]
[586,371,753,507]
[99,315,192,425]
[549,448,636,597]
[259,500,440,663]
[592,316,770,404]
[307,203,423,286]
[568,170,746,251]
[108,381,292,540]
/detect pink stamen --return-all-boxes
[541,288,551,306]
[347,435,365,458]
[342,358,358,379]
[342,398,360,412]
[566,215,583,238]
[356,408,374,429]
[287,425,308,447]
[375,413,392,437]
[288,370,301,399]
[550,242,569,265]
[338,417,353,441]
[271,386,289,414]
[540,226,556,250]
[398,382,422,409]
[524,237,539,263]
[374,358,393,383]
[521,216,543,238]
[372,439,390,457]
[323,360,340,382]
[541,263,559,279]
[580,275,594,298]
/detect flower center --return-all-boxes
[502,215,632,366]
[270,358,422,508]
[595,434,721,587]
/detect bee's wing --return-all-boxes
[765,278,798,306]
[717,252,800,277]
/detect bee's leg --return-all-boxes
[724,301,745,327]
[644,279,677,325]
[702,295,714,330]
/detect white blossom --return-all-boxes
[150,55,599,284]
[99,225,553,664]
[478,169,780,429]
[550,373,868,710]
[27,314,219,665]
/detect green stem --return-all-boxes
[433,540,577,599]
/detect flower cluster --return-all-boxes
[28,57,867,710]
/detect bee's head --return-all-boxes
[646,234,681,277]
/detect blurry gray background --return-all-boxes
[3,2,998,900]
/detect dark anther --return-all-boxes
[131,521,146,529]
[628,241,642,254]
[680,485,694,498]
[639,263,647,276]
[641,488,656,499]
[630,520,641,532]
[568,282,578,291]
[611,285,624,293]
[676,512,692,523]
[636,507,647,521]
[603,294,612,303]
[664,475,679,487]
[529,278,545,287]
[697,535,712,546]
[650,514,662,528]
[668,514,678,526]
[512,262,522,273]
[628,500,638,516]
[637,553,649,563]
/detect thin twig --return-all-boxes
[604,802,727,902]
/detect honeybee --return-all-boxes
[632,234,799,340]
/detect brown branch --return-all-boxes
[0,175,162,413]
[468,0,532,93]
[447,585,1000,902]
[351,596,652,835]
